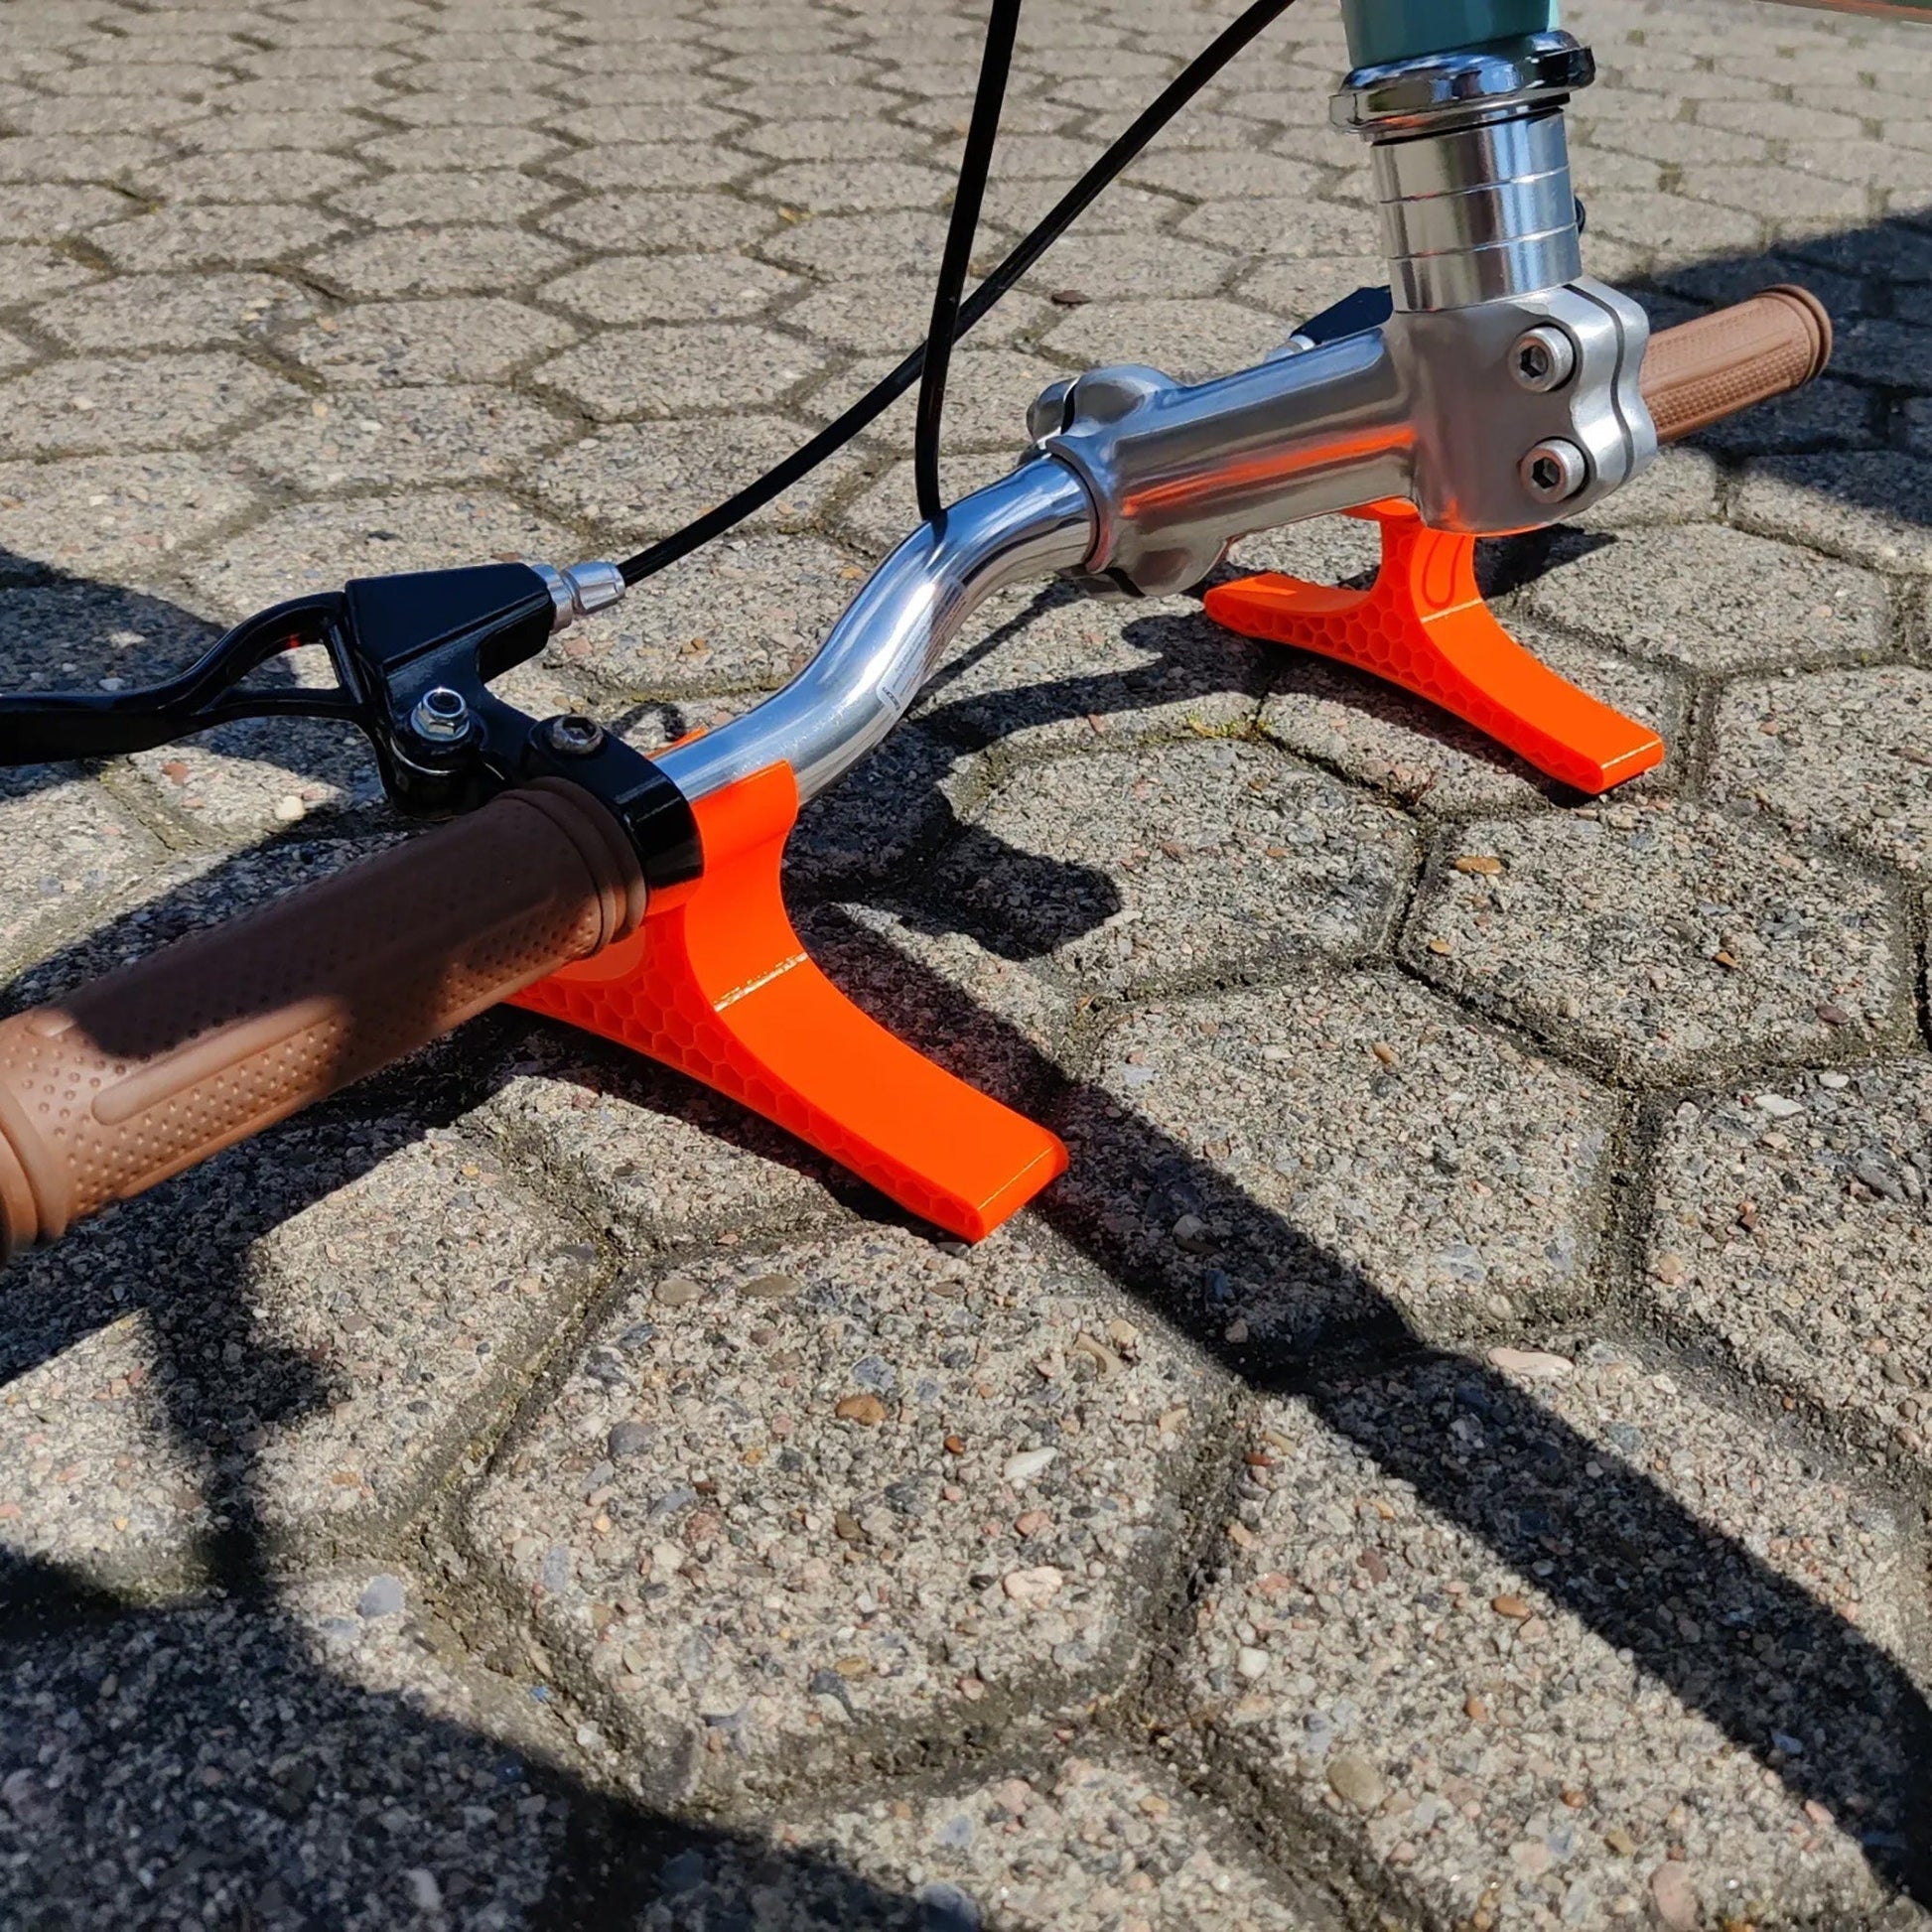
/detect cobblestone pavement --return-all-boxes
[1,0,1931,1926]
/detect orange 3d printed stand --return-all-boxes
[513,759,1066,1242]
[1203,500,1663,795]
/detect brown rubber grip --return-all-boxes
[1639,284,1833,445]
[0,778,644,1257]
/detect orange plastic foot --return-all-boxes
[511,761,1066,1242]
[1203,501,1663,795]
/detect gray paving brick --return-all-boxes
[1578,188,1762,264]
[30,271,315,352]
[0,1125,597,1586]
[0,133,167,184]
[0,351,299,461]
[183,488,575,622]
[533,323,829,421]
[627,1751,1338,1930]
[88,201,347,271]
[1409,802,1909,1083]
[0,1574,575,1931]
[534,415,852,545]
[0,450,258,577]
[1523,524,1889,675]
[0,183,135,239]
[540,188,780,255]
[0,244,99,307]
[278,294,578,386]
[759,207,953,280]
[1732,453,1932,575]
[1182,1345,1921,1930]
[542,251,804,328]
[915,584,1270,758]
[785,271,1049,354]
[462,1223,1214,1803]
[309,224,579,300]
[1647,1060,1932,1470]
[926,738,1415,997]
[553,531,864,701]
[233,384,575,491]
[1709,665,1932,878]
[361,121,562,171]
[0,770,160,978]
[1043,298,1286,385]
[1056,969,1615,1350]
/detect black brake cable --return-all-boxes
[914,0,1024,527]
[616,0,1300,589]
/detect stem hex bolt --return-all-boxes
[1519,438,1588,504]
[410,686,470,742]
[1510,325,1577,392]
[543,713,606,758]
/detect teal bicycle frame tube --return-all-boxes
[1340,0,1558,68]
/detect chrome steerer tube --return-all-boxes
[656,456,1093,806]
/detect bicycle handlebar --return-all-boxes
[0,780,641,1257]
[0,288,1830,1262]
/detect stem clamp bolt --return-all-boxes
[1519,438,1588,504]
[542,713,606,758]
[1510,325,1577,392]
[410,686,471,742]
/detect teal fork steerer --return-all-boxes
[1340,0,1559,66]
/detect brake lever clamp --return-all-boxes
[0,555,701,893]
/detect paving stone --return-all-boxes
[1182,1344,1922,1930]
[915,582,1270,758]
[809,345,1062,455]
[1732,453,1932,575]
[759,207,954,281]
[1408,802,1907,1083]
[462,1222,1213,1801]
[0,768,160,978]
[1647,1059,1932,1466]
[534,414,850,544]
[87,202,346,272]
[233,385,576,491]
[1569,446,1722,529]
[327,167,564,228]
[541,190,778,254]
[0,351,300,461]
[1827,315,1932,395]
[541,252,802,327]
[736,117,933,164]
[307,223,578,300]
[377,90,552,130]
[552,531,861,705]
[980,177,1180,241]
[0,1122,598,1584]
[1577,187,1762,263]
[1709,665,1932,878]
[122,147,369,207]
[784,271,1051,355]
[1523,524,1889,675]
[360,122,562,171]
[0,182,134,238]
[753,159,952,214]
[278,295,578,386]
[534,324,829,421]
[4,97,205,140]
[1123,148,1321,204]
[628,1751,1338,1930]
[30,271,317,351]
[1230,255,1388,329]
[0,450,258,577]
[925,738,1415,997]
[0,244,98,308]
[1786,216,1932,284]
[1680,163,1871,238]
[183,488,575,622]
[1055,969,1614,1352]
[0,576,217,692]
[1174,196,1379,259]
[0,1575,576,1929]
[0,134,165,186]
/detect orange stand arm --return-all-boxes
[511,762,1065,1242]
[1203,501,1663,796]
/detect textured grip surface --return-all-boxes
[0,779,644,1256]
[1639,285,1833,445]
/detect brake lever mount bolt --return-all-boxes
[410,685,471,742]
[1510,325,1577,392]
[542,713,606,758]
[1519,438,1588,504]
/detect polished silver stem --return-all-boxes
[656,457,1093,806]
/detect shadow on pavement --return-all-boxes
[1,204,1930,1924]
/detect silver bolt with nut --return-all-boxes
[1519,438,1588,504]
[410,686,471,743]
[1509,325,1577,392]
